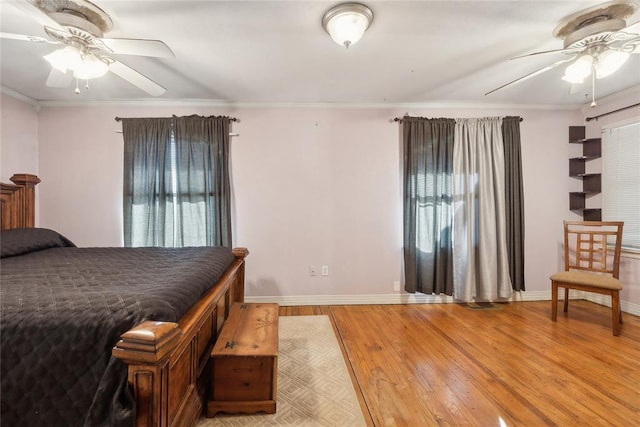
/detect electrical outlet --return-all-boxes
[393,281,400,292]
[321,265,329,276]
[309,266,317,276]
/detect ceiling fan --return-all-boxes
[486,0,640,104]
[1,0,174,96]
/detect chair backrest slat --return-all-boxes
[563,221,624,278]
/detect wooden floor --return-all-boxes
[280,301,640,426]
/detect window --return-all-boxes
[129,134,209,247]
[602,119,640,251]
[122,116,232,248]
[401,116,525,297]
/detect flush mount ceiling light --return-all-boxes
[322,3,373,48]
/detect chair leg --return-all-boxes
[563,287,569,313]
[551,282,558,322]
[620,304,623,324]
[611,290,621,336]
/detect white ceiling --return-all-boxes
[2,0,640,107]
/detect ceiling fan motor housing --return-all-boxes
[38,0,115,55]
[553,1,638,49]
[33,0,113,32]
[563,19,627,49]
[44,12,104,52]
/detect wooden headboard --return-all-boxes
[0,174,40,230]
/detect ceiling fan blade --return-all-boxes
[0,32,57,44]
[623,20,640,34]
[511,47,580,60]
[569,82,585,95]
[485,57,576,96]
[45,68,73,88]
[108,60,167,96]
[9,0,67,33]
[94,38,175,58]
[613,21,640,52]
[620,35,640,53]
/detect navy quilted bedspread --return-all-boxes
[1,242,235,427]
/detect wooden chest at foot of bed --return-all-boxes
[207,302,279,416]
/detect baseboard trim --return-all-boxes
[583,294,640,317]
[246,290,552,306]
[245,291,640,316]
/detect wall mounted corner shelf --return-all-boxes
[568,126,601,221]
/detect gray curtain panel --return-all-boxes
[122,115,232,248]
[502,117,525,291]
[122,118,171,247]
[452,117,512,301]
[402,117,456,295]
[173,115,232,247]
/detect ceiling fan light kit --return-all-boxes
[43,45,109,80]
[73,54,109,79]
[562,54,593,83]
[3,0,173,96]
[594,49,630,77]
[487,0,640,104]
[322,2,373,48]
[43,45,83,72]
[561,47,630,83]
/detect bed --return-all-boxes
[0,174,249,427]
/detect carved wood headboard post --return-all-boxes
[0,173,41,230]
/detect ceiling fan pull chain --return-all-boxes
[75,78,80,95]
[85,80,90,90]
[590,64,597,107]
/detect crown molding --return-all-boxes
[0,83,584,110]
[34,98,582,111]
[0,86,40,110]
[581,84,640,117]
[0,82,596,112]
[5,85,638,114]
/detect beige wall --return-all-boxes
[7,92,637,310]
[30,102,581,303]
[0,94,39,181]
[0,94,40,222]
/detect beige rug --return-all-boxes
[198,315,366,426]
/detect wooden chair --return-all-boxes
[550,221,624,336]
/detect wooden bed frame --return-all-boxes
[0,173,248,427]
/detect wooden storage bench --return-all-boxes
[207,302,279,416]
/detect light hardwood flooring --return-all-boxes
[280,301,640,426]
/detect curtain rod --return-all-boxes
[392,116,523,122]
[114,130,239,136]
[114,115,238,122]
[585,102,640,122]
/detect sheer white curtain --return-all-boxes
[453,117,512,301]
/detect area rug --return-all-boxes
[198,315,366,427]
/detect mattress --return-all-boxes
[0,228,236,427]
